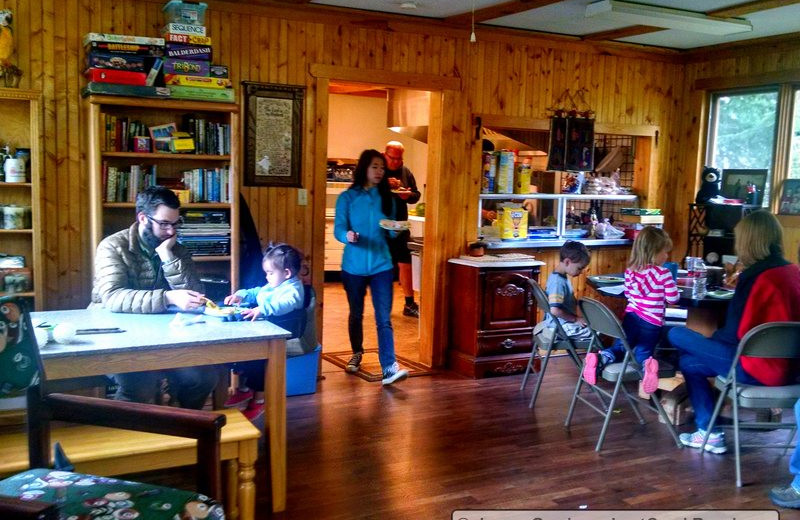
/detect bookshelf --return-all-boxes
[85,95,240,299]
[0,88,43,310]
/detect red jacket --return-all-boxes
[739,264,800,385]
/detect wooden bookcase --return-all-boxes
[0,88,43,310]
[85,95,240,298]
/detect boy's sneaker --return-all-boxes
[403,302,420,318]
[641,357,660,394]
[679,429,727,454]
[381,362,409,386]
[224,388,253,409]
[770,485,800,509]
[243,401,265,423]
[345,352,363,374]
[582,353,598,385]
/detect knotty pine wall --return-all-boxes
[3,0,690,366]
[679,39,800,267]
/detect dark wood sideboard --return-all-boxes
[448,259,543,378]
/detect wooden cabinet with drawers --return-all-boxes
[324,216,345,271]
[447,258,543,378]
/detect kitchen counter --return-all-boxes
[448,256,545,268]
[485,238,632,249]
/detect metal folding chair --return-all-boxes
[700,321,800,487]
[521,279,591,409]
[564,297,682,451]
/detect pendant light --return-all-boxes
[470,0,476,43]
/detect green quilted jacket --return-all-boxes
[90,222,202,313]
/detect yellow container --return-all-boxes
[514,159,532,194]
[499,204,528,240]
[496,150,515,194]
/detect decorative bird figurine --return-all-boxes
[0,9,14,68]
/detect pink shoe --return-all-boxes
[642,357,660,394]
[582,353,598,386]
[243,401,264,422]
[224,388,253,409]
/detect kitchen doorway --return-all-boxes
[321,82,429,369]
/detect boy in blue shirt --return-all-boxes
[224,243,305,420]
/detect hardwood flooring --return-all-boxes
[135,353,800,518]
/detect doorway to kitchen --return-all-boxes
[321,81,429,375]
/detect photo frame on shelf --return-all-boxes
[243,81,305,187]
[721,168,767,200]
[779,178,800,215]
[565,117,594,172]
[546,116,567,171]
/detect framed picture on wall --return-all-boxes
[779,179,800,215]
[546,116,567,171]
[243,81,305,187]
[565,117,595,172]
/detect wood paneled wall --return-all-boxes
[679,42,800,264]
[2,0,689,366]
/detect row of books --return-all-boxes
[103,164,158,202]
[185,119,231,155]
[182,167,232,203]
[178,210,231,257]
[103,114,230,155]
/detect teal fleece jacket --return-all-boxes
[334,186,394,276]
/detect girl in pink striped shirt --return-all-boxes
[583,226,680,393]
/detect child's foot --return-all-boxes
[642,357,660,394]
[582,353,598,385]
[243,399,265,422]
[679,429,727,454]
[224,388,253,409]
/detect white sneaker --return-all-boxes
[381,362,409,386]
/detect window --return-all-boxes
[707,88,779,205]
[789,88,800,180]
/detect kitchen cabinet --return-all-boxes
[448,258,544,378]
[324,214,345,271]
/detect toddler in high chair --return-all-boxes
[224,243,305,420]
[583,226,680,394]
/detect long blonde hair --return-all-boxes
[628,226,672,271]
[734,210,783,267]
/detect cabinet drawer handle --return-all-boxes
[500,338,515,349]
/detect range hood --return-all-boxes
[386,88,430,143]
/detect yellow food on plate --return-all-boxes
[204,297,219,309]
[204,306,236,317]
[379,219,410,231]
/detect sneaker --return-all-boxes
[243,401,265,422]
[582,353,598,386]
[381,362,409,386]
[403,302,420,318]
[770,484,800,508]
[679,429,727,454]
[224,388,253,409]
[345,352,363,374]
[641,357,660,394]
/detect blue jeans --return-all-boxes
[606,312,662,366]
[341,268,396,371]
[790,399,800,489]
[668,326,761,432]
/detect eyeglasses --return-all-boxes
[146,214,184,230]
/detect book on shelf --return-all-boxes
[620,207,662,216]
[617,213,665,225]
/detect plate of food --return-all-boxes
[707,289,734,299]
[391,188,412,194]
[589,275,625,284]
[379,219,410,231]
[202,298,238,318]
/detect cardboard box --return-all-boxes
[84,41,164,56]
[86,52,148,72]
[164,74,231,89]
[164,33,211,45]
[168,85,235,102]
[161,23,207,37]
[83,33,165,47]
[164,58,210,76]
[81,82,171,99]
[165,43,212,60]
[84,68,147,86]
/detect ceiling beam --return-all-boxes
[709,0,800,18]
[445,0,561,25]
[583,25,662,41]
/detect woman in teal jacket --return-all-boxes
[334,149,408,386]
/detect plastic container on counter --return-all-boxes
[163,0,208,26]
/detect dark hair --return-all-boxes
[263,243,302,277]
[350,149,394,217]
[560,240,590,264]
[135,186,180,215]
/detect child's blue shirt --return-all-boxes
[234,276,304,317]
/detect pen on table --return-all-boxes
[75,328,125,335]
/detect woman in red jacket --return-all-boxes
[668,210,800,454]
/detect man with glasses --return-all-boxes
[90,185,217,408]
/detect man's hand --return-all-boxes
[346,230,359,243]
[166,289,205,310]
[155,235,178,261]
[388,177,402,190]
[241,307,263,321]
[224,294,243,306]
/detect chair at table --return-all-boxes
[564,297,682,452]
[700,321,800,487]
[0,296,228,519]
[521,280,592,409]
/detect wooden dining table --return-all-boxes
[32,308,291,513]
[586,275,732,337]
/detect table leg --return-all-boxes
[686,308,726,338]
[265,338,286,512]
[237,439,257,520]
[225,459,239,520]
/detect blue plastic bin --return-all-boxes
[163,0,208,26]
[286,345,321,397]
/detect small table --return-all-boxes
[586,276,731,337]
[32,308,291,513]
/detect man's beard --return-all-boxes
[141,222,163,250]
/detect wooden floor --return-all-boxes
[135,353,799,518]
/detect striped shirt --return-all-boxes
[624,265,680,326]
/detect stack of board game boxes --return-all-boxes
[82,33,170,98]
[617,208,664,240]
[162,0,234,102]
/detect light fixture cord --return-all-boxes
[470,0,476,42]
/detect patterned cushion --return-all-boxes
[0,468,225,519]
[0,296,39,397]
